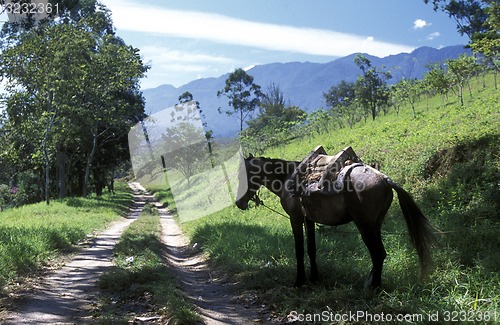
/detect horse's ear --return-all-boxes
[248,153,254,159]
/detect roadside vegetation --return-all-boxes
[0,182,132,297]
[95,203,200,324]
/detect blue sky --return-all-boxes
[4,1,469,90]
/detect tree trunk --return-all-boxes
[42,91,56,205]
[83,124,98,197]
[94,170,104,196]
[458,85,464,106]
[56,149,68,199]
[240,109,244,132]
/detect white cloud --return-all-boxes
[426,32,441,40]
[413,19,431,30]
[104,0,415,58]
[138,45,236,87]
[142,45,233,66]
[243,64,256,71]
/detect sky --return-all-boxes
[3,0,469,90]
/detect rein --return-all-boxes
[250,191,290,220]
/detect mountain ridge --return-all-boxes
[143,45,471,137]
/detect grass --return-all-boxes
[155,75,499,323]
[95,203,201,324]
[0,182,133,292]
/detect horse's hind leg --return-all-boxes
[358,226,386,288]
[305,218,319,282]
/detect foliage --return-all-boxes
[393,79,421,117]
[217,68,262,132]
[324,80,361,128]
[241,84,306,154]
[423,0,490,40]
[447,54,481,105]
[96,207,200,324]
[423,63,453,108]
[424,1,499,88]
[354,54,392,120]
[0,2,148,203]
[470,1,500,88]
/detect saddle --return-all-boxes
[289,145,364,197]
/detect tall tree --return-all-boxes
[354,55,392,121]
[217,68,262,132]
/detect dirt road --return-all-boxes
[1,183,267,324]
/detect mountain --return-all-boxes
[142,45,471,137]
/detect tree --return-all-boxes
[217,68,262,132]
[354,55,392,121]
[324,80,357,128]
[0,2,148,202]
[423,63,453,108]
[470,1,500,88]
[447,54,479,106]
[394,79,421,117]
[1,22,95,203]
[79,32,148,197]
[259,82,286,116]
[161,98,209,186]
[242,84,306,153]
[423,0,490,40]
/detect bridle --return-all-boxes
[249,190,263,207]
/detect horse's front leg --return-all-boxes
[291,217,306,287]
[305,218,319,283]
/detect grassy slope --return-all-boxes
[178,76,499,321]
[0,182,133,292]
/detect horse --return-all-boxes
[235,154,437,288]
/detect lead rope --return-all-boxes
[250,191,290,220]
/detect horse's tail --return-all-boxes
[385,177,438,273]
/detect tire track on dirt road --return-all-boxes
[131,182,269,324]
[2,183,148,324]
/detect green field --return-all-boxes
[0,182,133,292]
[165,76,499,322]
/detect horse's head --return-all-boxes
[235,154,261,210]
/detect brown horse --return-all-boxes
[235,155,437,288]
